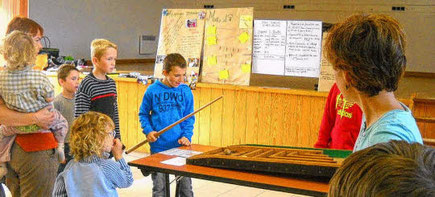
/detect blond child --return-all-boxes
[54,64,80,173]
[75,39,120,141]
[53,111,133,196]
[0,31,67,178]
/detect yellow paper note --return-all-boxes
[239,15,253,29]
[207,36,217,45]
[207,56,217,66]
[219,70,229,80]
[241,63,251,73]
[207,26,216,35]
[238,32,249,44]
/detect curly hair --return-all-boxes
[329,140,435,197]
[163,53,187,72]
[70,111,115,161]
[90,39,117,60]
[1,30,37,70]
[324,14,407,96]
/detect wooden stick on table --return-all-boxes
[125,95,223,154]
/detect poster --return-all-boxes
[201,7,254,85]
[154,9,206,81]
[318,33,336,92]
[252,20,287,75]
[252,20,323,78]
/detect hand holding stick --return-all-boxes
[126,95,223,154]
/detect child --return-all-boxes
[323,14,422,152]
[0,31,67,177]
[53,111,133,196]
[54,64,80,173]
[329,140,435,196]
[314,83,363,150]
[75,39,120,140]
[139,53,195,196]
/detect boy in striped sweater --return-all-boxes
[75,39,120,140]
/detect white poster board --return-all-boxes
[252,20,323,78]
[318,33,336,92]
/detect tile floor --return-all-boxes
[2,151,310,197]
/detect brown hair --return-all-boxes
[163,53,187,72]
[6,16,44,36]
[1,31,37,70]
[324,14,407,96]
[70,111,115,161]
[329,140,435,197]
[90,39,117,60]
[57,64,79,83]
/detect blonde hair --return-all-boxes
[1,30,37,70]
[70,111,115,161]
[90,39,118,60]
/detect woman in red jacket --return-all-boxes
[314,83,363,150]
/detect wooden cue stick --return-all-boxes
[125,95,223,154]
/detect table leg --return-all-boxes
[165,174,170,197]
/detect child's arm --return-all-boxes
[314,84,338,148]
[102,139,133,188]
[179,89,195,143]
[74,87,91,118]
[52,174,68,197]
[139,91,155,138]
[39,75,55,103]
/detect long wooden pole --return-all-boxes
[125,95,223,154]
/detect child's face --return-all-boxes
[94,47,117,74]
[162,66,186,88]
[102,129,115,153]
[59,70,80,94]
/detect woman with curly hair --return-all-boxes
[324,14,423,151]
[53,111,133,196]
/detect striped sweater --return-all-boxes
[75,73,120,139]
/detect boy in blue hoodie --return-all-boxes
[139,53,195,197]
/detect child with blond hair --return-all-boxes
[0,30,67,178]
[53,111,133,196]
[75,39,120,140]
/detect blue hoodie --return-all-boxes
[139,80,195,153]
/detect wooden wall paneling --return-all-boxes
[245,91,259,144]
[233,89,247,145]
[126,82,139,150]
[269,93,286,146]
[221,88,235,146]
[117,81,129,147]
[198,88,212,145]
[309,97,327,146]
[191,88,201,144]
[136,83,149,152]
[210,87,223,146]
[282,94,299,146]
[257,92,272,145]
[425,104,435,139]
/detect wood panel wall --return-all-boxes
[45,75,433,153]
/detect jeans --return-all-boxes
[151,172,193,197]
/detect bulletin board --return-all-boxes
[317,33,335,92]
[201,7,254,86]
[252,20,323,78]
[154,9,206,80]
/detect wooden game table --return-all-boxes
[128,144,334,197]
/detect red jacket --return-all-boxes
[314,83,363,150]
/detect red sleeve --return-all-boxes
[314,83,339,148]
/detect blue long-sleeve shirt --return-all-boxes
[52,154,133,197]
[139,80,195,153]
